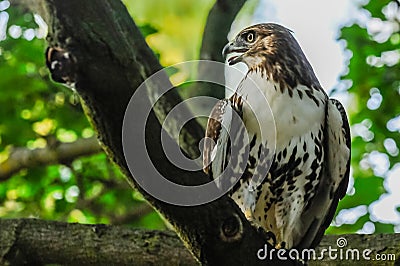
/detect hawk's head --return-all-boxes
[223,23,320,89]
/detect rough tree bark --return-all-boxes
[0,218,197,265]
[1,219,399,265]
[6,0,296,265]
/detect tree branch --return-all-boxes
[1,219,399,265]
[190,0,248,102]
[0,218,197,265]
[0,137,101,181]
[11,0,294,264]
[200,0,247,63]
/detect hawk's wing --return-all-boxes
[203,95,245,185]
[298,98,351,249]
[203,99,232,178]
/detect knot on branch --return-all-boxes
[45,47,77,85]
[220,213,243,242]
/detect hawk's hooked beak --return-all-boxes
[222,42,248,66]
[222,42,233,59]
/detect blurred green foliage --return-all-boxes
[0,0,399,236]
[123,0,214,67]
[328,0,400,234]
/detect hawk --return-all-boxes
[203,23,350,249]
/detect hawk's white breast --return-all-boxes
[236,71,325,149]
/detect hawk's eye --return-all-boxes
[246,32,255,43]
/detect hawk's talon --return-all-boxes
[256,227,277,247]
[276,241,286,249]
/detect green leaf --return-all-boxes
[138,23,158,37]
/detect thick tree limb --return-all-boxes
[0,137,101,181]
[11,0,293,265]
[1,219,399,265]
[0,218,197,265]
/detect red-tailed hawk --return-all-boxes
[203,23,350,249]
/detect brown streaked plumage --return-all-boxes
[203,23,350,249]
